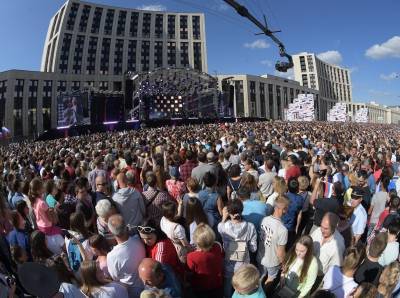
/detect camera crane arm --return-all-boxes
[223,0,294,72]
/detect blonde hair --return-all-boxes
[193,223,215,251]
[232,264,260,295]
[274,195,290,209]
[348,172,358,186]
[273,176,287,195]
[298,176,309,191]
[140,289,169,298]
[378,262,400,296]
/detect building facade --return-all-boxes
[41,0,207,74]
[0,0,208,139]
[0,70,125,138]
[348,102,400,124]
[293,52,352,103]
[216,74,336,120]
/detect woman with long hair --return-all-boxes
[80,260,128,298]
[376,262,400,298]
[279,235,318,297]
[185,197,211,244]
[66,212,94,272]
[138,218,183,279]
[266,176,288,214]
[89,234,111,278]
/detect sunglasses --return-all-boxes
[137,226,156,234]
[97,183,107,186]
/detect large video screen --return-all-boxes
[57,92,90,128]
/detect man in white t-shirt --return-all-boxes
[257,195,289,292]
[311,212,345,275]
[349,187,368,244]
[107,214,146,298]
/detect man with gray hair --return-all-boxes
[107,214,145,297]
[311,212,345,275]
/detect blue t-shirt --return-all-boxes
[7,228,31,257]
[232,287,266,298]
[282,192,304,231]
[242,199,267,231]
[10,192,24,209]
[46,194,57,208]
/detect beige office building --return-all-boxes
[293,52,352,103]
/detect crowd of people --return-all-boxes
[1,120,400,298]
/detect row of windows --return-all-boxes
[58,34,203,73]
[64,3,202,40]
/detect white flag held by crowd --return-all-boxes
[354,107,369,123]
[286,94,315,122]
[327,102,347,122]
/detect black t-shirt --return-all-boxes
[313,197,340,226]
[354,258,383,286]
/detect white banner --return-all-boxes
[287,94,315,121]
[354,107,369,123]
[327,102,347,122]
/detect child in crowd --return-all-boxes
[232,264,266,298]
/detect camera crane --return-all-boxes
[223,0,294,72]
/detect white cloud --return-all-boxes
[260,59,272,67]
[365,36,400,59]
[243,39,270,49]
[136,4,166,11]
[317,50,343,65]
[380,72,399,81]
[273,68,295,80]
[213,3,229,11]
[349,67,358,73]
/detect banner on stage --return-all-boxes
[327,102,347,122]
[354,107,369,123]
[286,94,315,121]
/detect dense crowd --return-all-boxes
[1,121,400,298]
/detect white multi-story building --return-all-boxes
[41,0,207,74]
[216,74,335,120]
[0,0,208,139]
[292,52,352,103]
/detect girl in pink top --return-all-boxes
[29,178,60,235]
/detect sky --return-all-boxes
[0,0,399,106]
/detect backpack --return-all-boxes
[224,222,249,262]
[228,178,241,200]
[67,238,83,272]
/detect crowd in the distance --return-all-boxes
[1,121,400,298]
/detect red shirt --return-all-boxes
[187,243,224,290]
[179,160,197,183]
[146,238,183,278]
[376,208,390,230]
[165,179,186,201]
[286,165,301,181]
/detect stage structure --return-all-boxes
[285,94,315,122]
[327,102,347,122]
[354,107,369,123]
[128,68,219,120]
